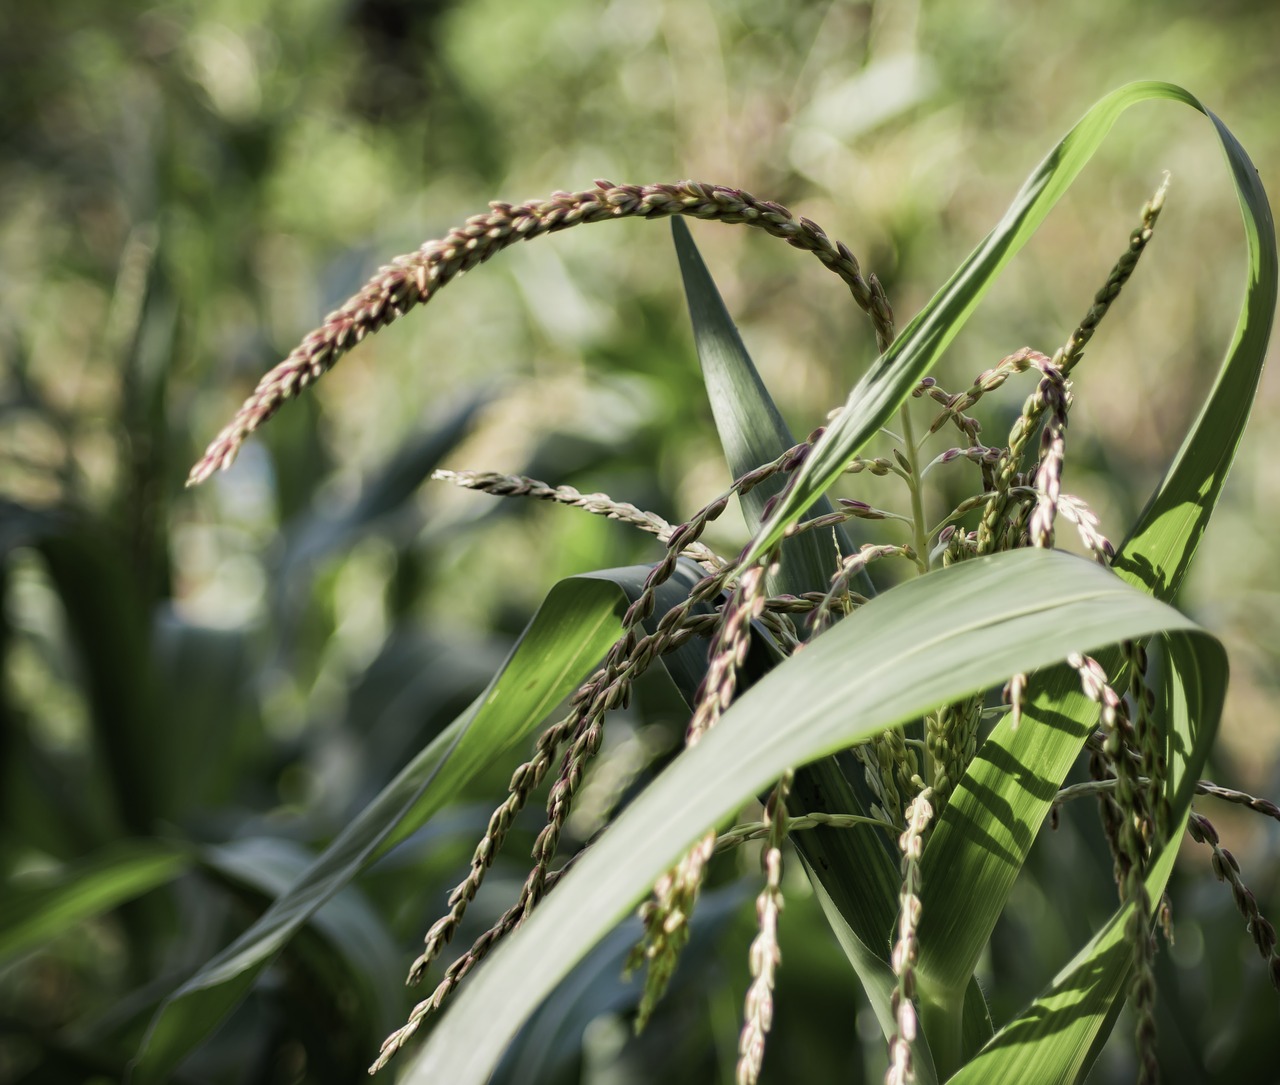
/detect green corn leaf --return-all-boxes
[945,631,1224,1085]
[399,548,1223,1084]
[132,561,712,1083]
[673,216,926,1056]
[0,840,190,966]
[492,886,749,1084]
[670,216,863,596]
[36,530,161,837]
[741,81,1276,570]
[903,83,1273,1078]
[198,837,405,1058]
[1111,106,1276,602]
[281,395,483,575]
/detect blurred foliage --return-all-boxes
[0,1,1276,1082]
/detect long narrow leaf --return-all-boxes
[199,837,405,1054]
[37,532,160,835]
[132,561,711,1083]
[947,631,1225,1084]
[673,217,914,1045]
[670,217,862,595]
[908,83,1274,1075]
[400,549,1222,1083]
[0,841,189,965]
[741,81,1276,568]
[1112,105,1276,601]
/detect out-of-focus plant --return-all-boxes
[119,81,1276,1085]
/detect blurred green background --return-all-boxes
[2,1,1277,1082]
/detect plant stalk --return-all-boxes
[897,403,931,574]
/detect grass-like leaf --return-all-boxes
[131,562,711,1083]
[741,81,1276,569]
[36,531,160,835]
[672,217,915,1039]
[902,84,1273,1077]
[399,549,1222,1084]
[670,216,861,595]
[946,631,1224,1084]
[281,395,483,574]
[0,840,190,966]
[199,837,405,1060]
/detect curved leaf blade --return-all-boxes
[946,630,1225,1084]
[907,85,1273,1074]
[742,81,1276,569]
[400,549,1222,1083]
[0,841,189,966]
[1112,104,1276,601]
[200,837,405,1051]
[132,562,709,1083]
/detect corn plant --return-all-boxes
[132,81,1276,1083]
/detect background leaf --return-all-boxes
[131,560,714,1082]
[0,841,190,966]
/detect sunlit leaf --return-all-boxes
[400,549,1222,1083]
[673,216,915,1049]
[946,632,1224,1084]
[903,82,1273,1078]
[741,81,1276,571]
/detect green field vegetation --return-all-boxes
[2,3,1278,1083]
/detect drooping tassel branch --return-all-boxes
[187,181,894,485]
